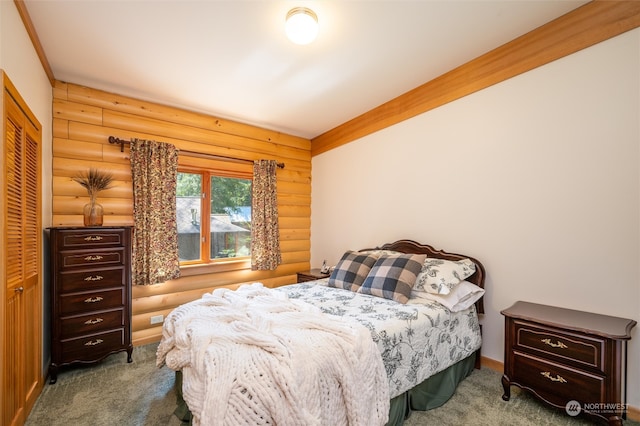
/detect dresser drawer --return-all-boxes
[511,351,605,406]
[59,248,125,270]
[60,309,125,338]
[59,329,126,362]
[514,320,604,372]
[60,288,125,315]
[59,267,125,293]
[56,229,126,250]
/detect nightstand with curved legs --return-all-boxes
[501,301,635,426]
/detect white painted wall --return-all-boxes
[1,1,53,227]
[1,0,54,371]
[312,29,640,407]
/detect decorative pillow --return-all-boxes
[327,251,378,291]
[414,258,476,295]
[358,249,402,256]
[409,280,484,312]
[357,253,427,304]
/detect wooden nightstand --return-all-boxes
[296,268,330,283]
[501,301,636,426]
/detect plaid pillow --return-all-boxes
[358,253,427,304]
[327,251,378,291]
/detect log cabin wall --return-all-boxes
[52,80,312,345]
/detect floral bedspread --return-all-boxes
[275,280,482,398]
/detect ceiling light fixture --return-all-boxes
[285,7,318,45]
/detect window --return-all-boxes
[176,166,252,265]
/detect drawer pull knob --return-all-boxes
[84,255,104,261]
[84,296,104,303]
[84,275,104,281]
[84,235,103,241]
[540,371,567,383]
[541,338,568,349]
[84,318,104,325]
[84,339,104,346]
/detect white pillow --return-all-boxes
[414,258,476,295]
[409,280,484,312]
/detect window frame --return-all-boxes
[176,161,253,272]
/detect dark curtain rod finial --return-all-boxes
[108,136,126,152]
[107,136,284,168]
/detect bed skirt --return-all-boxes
[172,352,476,425]
[386,354,476,425]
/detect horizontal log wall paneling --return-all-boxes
[52,81,312,345]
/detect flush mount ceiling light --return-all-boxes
[285,7,318,45]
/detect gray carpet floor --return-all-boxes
[25,343,638,426]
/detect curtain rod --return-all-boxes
[108,136,284,169]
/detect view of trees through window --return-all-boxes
[176,171,252,263]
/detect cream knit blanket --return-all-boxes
[157,283,389,426]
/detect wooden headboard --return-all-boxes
[362,239,486,314]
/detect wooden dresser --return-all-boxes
[501,301,636,425]
[48,226,133,384]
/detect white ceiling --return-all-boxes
[24,0,588,139]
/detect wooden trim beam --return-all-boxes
[311,1,640,156]
[13,0,55,85]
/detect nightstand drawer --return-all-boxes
[512,351,605,406]
[514,321,604,372]
[59,267,126,293]
[60,309,125,337]
[60,288,125,315]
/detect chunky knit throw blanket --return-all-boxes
[157,283,389,426]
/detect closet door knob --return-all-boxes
[15,286,24,293]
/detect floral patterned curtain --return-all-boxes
[129,138,181,285]
[251,160,282,270]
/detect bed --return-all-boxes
[157,239,486,425]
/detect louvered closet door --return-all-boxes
[2,73,42,426]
